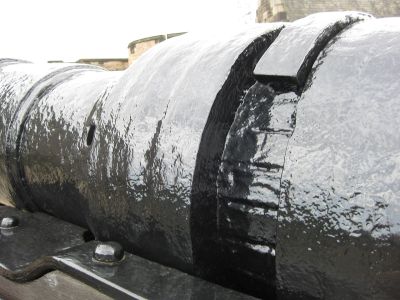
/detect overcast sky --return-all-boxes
[0,0,258,62]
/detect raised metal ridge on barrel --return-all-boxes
[254,11,372,88]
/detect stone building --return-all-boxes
[256,0,400,22]
[76,58,128,71]
[128,33,186,65]
[49,33,186,71]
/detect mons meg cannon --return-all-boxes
[0,12,399,300]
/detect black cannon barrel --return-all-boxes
[0,12,399,299]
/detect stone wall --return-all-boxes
[257,0,400,22]
[128,33,186,65]
[76,58,128,71]
[128,35,165,65]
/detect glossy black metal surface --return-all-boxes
[0,62,102,209]
[0,215,19,228]
[216,12,400,299]
[0,23,286,296]
[217,82,298,298]
[74,24,283,273]
[276,18,400,299]
[17,70,121,226]
[0,12,400,299]
[54,242,257,300]
[254,11,371,86]
[0,206,255,300]
[93,242,125,263]
[216,12,372,298]
[0,206,88,276]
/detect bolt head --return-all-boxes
[0,216,19,229]
[93,242,124,263]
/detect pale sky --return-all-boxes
[0,0,258,62]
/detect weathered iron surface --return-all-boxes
[0,206,88,275]
[17,70,121,227]
[0,12,399,299]
[0,22,286,291]
[217,82,298,298]
[0,206,255,300]
[276,18,400,300]
[254,11,371,86]
[0,62,102,209]
[0,270,112,300]
[216,12,372,298]
[79,24,284,273]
